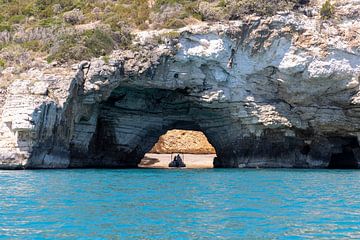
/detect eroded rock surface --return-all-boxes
[1,1,360,169]
[150,130,216,154]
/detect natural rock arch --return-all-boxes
[69,86,227,168]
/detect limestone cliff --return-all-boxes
[0,0,360,169]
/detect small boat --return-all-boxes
[169,153,186,168]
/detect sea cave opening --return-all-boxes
[328,138,359,169]
[72,86,226,169]
[138,129,217,169]
[328,146,359,169]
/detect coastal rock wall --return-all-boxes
[1,1,360,168]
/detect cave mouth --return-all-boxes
[328,138,359,169]
[138,129,217,169]
[328,147,358,169]
[77,86,226,169]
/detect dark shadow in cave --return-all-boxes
[328,138,359,169]
[83,86,225,168]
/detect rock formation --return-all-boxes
[150,130,216,154]
[0,0,360,169]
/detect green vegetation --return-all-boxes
[0,0,150,31]
[0,58,5,68]
[162,31,181,39]
[46,28,119,63]
[102,55,110,64]
[164,18,187,29]
[21,40,42,51]
[225,0,301,18]
[320,0,335,20]
[0,23,12,32]
[0,0,312,64]
[154,31,182,44]
[0,0,308,32]
[0,0,142,63]
[154,0,201,20]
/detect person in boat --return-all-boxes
[175,154,185,167]
[169,153,186,167]
[176,154,181,162]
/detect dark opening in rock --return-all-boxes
[71,86,224,168]
[329,151,358,169]
[328,145,359,169]
[300,144,310,155]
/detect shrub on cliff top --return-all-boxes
[46,28,121,63]
[225,0,300,19]
[152,0,309,24]
[83,28,115,57]
[152,0,202,28]
[21,40,42,52]
[0,58,6,68]
[0,23,12,32]
[320,0,335,19]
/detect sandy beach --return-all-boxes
[139,153,216,169]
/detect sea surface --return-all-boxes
[0,168,360,239]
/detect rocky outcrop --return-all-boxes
[1,0,360,169]
[150,130,216,154]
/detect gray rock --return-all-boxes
[63,9,84,25]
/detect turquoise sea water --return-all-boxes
[0,169,360,239]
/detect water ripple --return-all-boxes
[0,169,360,239]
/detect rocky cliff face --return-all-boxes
[1,0,360,169]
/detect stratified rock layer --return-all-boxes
[1,1,360,169]
[150,130,216,154]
